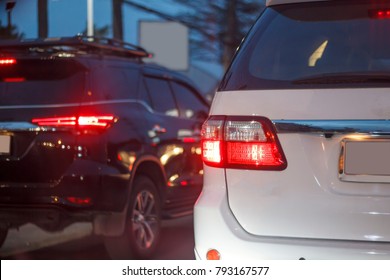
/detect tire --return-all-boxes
[104,176,162,259]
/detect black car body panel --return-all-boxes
[0,37,208,236]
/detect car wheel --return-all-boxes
[104,176,162,259]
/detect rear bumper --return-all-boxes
[194,169,390,260]
[0,205,93,232]
[0,159,130,231]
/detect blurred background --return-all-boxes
[0,0,265,100]
[0,0,266,260]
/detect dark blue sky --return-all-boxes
[0,0,224,80]
[0,0,183,44]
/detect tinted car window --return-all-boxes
[144,77,179,117]
[138,78,153,109]
[221,0,390,90]
[170,81,208,119]
[91,67,139,100]
[0,59,86,105]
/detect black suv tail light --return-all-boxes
[0,58,16,65]
[201,116,287,170]
[32,115,116,132]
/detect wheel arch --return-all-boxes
[130,155,167,201]
[94,155,167,236]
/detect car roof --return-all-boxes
[0,36,150,60]
[266,0,327,6]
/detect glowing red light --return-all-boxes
[201,116,287,170]
[180,180,188,187]
[3,77,25,82]
[0,58,16,65]
[78,115,115,127]
[66,196,92,205]
[372,9,390,19]
[202,140,222,165]
[32,115,115,129]
[32,116,77,126]
[226,142,284,167]
[182,137,196,143]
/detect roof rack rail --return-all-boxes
[0,35,151,58]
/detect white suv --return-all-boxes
[194,0,390,259]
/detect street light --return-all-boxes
[5,1,16,35]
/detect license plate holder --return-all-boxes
[339,139,390,183]
[0,134,11,155]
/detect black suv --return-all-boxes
[0,36,209,259]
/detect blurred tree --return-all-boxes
[173,0,265,69]
[38,0,48,38]
[112,0,123,40]
[81,24,110,38]
[0,20,23,39]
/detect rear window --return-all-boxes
[90,67,140,101]
[0,59,86,105]
[220,0,390,90]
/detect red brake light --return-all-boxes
[78,116,115,127]
[201,119,224,165]
[66,196,92,206]
[370,9,390,19]
[0,58,16,65]
[3,77,25,82]
[32,115,116,130]
[201,116,287,170]
[32,116,77,127]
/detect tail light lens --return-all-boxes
[370,9,390,19]
[32,115,116,132]
[201,118,224,165]
[0,58,17,65]
[3,77,25,82]
[66,196,92,206]
[201,116,287,170]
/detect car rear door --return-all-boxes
[210,0,390,242]
[0,57,86,185]
[211,88,390,242]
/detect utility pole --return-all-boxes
[6,1,16,36]
[87,0,94,36]
[112,0,123,40]
[37,0,48,38]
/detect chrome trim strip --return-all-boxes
[274,119,390,135]
[0,99,154,113]
[0,122,39,131]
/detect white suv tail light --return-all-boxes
[201,116,287,170]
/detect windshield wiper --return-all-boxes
[293,72,390,85]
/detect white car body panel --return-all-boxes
[208,88,390,242]
[210,88,390,120]
[194,167,390,259]
[195,0,390,259]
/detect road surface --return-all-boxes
[0,215,195,260]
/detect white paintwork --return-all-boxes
[194,167,390,260]
[195,87,390,259]
[194,0,390,258]
[210,88,390,120]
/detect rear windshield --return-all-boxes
[0,59,86,106]
[220,0,390,90]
